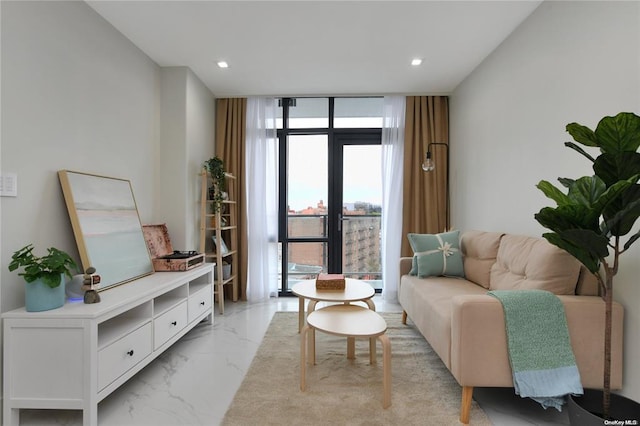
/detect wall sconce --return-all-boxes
[422,142,450,231]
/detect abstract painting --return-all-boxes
[58,170,154,291]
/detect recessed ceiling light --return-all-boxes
[217,61,229,69]
[411,58,423,66]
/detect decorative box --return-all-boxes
[315,273,346,291]
[142,223,205,272]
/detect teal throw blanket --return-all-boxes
[488,289,583,411]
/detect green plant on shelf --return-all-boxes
[204,156,226,213]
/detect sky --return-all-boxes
[287,136,381,211]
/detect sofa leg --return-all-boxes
[460,386,473,425]
[401,310,407,324]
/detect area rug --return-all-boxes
[222,312,492,425]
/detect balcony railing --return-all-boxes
[282,214,382,292]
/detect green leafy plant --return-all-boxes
[534,112,640,418]
[204,156,226,213]
[8,244,78,288]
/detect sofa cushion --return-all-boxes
[460,230,504,289]
[489,234,581,295]
[398,274,487,368]
[575,266,599,296]
[407,230,464,278]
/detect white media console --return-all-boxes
[2,264,214,426]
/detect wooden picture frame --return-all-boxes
[58,170,154,291]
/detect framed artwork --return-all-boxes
[58,170,154,292]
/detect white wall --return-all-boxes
[0,0,161,312]
[0,0,215,409]
[158,67,215,251]
[158,67,188,247]
[450,0,640,400]
[185,70,216,249]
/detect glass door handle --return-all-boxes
[337,214,350,232]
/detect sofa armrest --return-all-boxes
[450,294,624,389]
[399,257,412,277]
[398,257,413,294]
[449,295,513,386]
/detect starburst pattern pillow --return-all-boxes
[408,230,465,278]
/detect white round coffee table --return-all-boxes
[291,278,376,332]
[300,304,392,408]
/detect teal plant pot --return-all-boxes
[25,276,66,312]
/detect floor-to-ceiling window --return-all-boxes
[277,97,383,295]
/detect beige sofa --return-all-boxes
[398,230,624,425]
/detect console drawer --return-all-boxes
[98,322,152,390]
[154,301,188,349]
[189,285,212,322]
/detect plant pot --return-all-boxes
[567,389,640,426]
[25,276,66,312]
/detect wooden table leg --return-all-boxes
[378,333,392,408]
[347,337,355,359]
[308,300,318,364]
[308,324,316,365]
[298,297,305,333]
[365,298,376,311]
[300,324,309,391]
[369,337,377,364]
[365,298,377,364]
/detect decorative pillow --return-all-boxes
[407,230,465,278]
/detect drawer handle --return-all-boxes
[200,301,205,306]
[127,350,134,357]
[171,321,177,326]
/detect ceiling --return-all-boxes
[86,1,543,98]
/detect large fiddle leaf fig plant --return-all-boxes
[534,112,640,418]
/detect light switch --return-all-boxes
[0,172,18,197]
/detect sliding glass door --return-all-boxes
[278,97,382,294]
[339,138,382,290]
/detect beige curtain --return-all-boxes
[215,98,248,300]
[401,96,449,257]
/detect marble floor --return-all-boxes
[17,296,570,425]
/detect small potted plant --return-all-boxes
[204,156,226,213]
[8,244,78,312]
